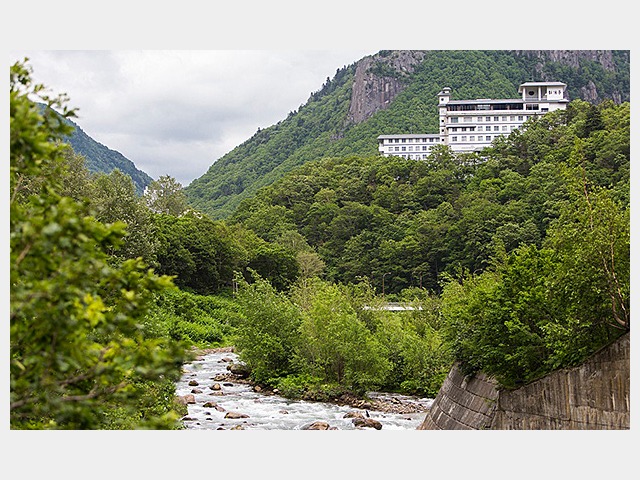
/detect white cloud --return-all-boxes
[8,49,375,186]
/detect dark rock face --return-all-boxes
[347,50,426,125]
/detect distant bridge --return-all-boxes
[363,302,422,311]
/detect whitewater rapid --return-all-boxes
[175,351,433,430]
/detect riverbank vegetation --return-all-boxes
[10,59,629,428]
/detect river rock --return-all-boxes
[191,388,203,394]
[225,411,250,419]
[210,383,222,390]
[203,401,218,408]
[303,421,331,430]
[188,380,199,386]
[344,411,364,419]
[353,418,382,430]
[227,362,251,378]
[177,394,196,405]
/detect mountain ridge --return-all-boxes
[39,104,154,195]
[62,115,154,195]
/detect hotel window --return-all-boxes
[494,126,499,131]
[395,146,399,151]
[451,117,459,123]
[470,135,475,141]
[510,116,515,121]
[486,116,491,121]
[461,136,467,142]
[408,146,413,151]
[477,126,483,132]
[502,126,508,131]
[518,115,524,121]
[401,146,406,151]
[464,117,472,122]
[502,116,507,121]
[452,136,458,142]
[494,116,499,121]
[485,135,491,141]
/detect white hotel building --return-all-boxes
[378,81,568,159]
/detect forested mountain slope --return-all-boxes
[63,115,154,195]
[184,50,630,219]
[40,105,154,195]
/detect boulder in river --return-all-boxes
[353,418,382,430]
[227,362,251,378]
[225,411,250,419]
[302,421,331,430]
[344,411,364,419]
[177,394,196,405]
[210,383,222,390]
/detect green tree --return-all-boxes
[294,280,390,392]
[154,211,241,294]
[234,274,303,384]
[145,174,188,216]
[89,169,157,264]
[10,60,186,429]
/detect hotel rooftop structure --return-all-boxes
[378,81,568,159]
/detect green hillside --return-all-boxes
[184,50,630,219]
[63,116,153,195]
[39,104,154,195]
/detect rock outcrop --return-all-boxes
[347,50,426,125]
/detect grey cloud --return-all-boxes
[9,50,375,186]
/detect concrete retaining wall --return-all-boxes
[418,333,630,430]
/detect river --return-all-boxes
[175,350,433,430]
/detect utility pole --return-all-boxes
[382,272,391,297]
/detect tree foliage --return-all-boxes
[10,60,186,429]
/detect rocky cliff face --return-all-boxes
[346,50,426,125]
[513,49,619,71]
[512,50,627,103]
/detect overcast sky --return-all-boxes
[9,50,376,187]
